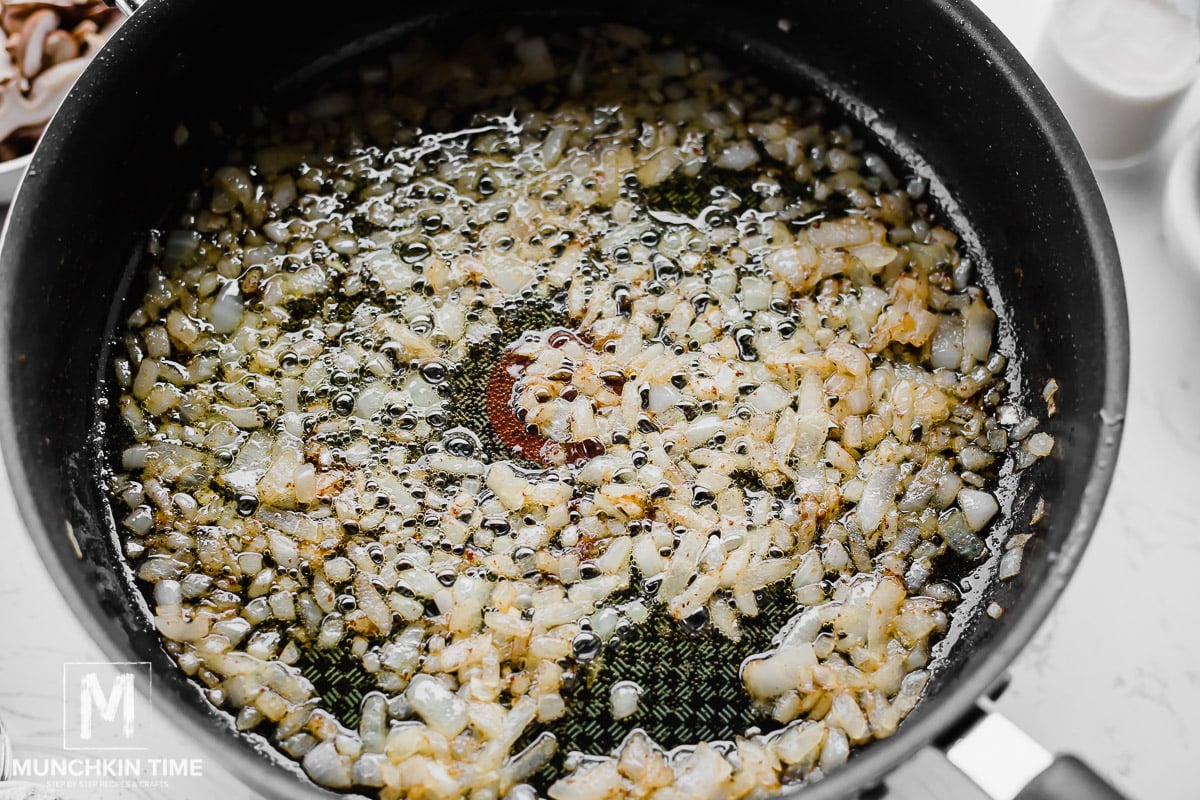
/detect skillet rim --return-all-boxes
[0,0,1128,797]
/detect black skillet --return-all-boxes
[0,0,1129,798]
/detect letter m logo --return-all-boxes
[80,672,135,741]
[63,662,152,750]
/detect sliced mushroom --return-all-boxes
[2,1,86,36]
[69,17,96,44]
[0,54,86,142]
[76,10,118,53]
[16,8,60,78]
[3,30,20,77]
[0,30,16,84]
[43,27,76,66]
[0,0,123,158]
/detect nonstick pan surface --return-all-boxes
[0,1,1126,797]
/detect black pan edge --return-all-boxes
[0,0,1128,797]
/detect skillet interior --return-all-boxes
[0,1,1125,798]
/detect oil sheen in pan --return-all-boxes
[95,23,1056,798]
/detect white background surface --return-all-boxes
[2,1,1197,798]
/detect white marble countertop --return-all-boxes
[2,2,1197,798]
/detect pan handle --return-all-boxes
[102,0,147,16]
[942,705,1128,800]
[1012,757,1129,800]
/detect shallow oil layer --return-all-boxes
[95,23,1054,799]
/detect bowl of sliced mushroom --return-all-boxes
[0,0,120,202]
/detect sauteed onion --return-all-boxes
[107,25,1053,799]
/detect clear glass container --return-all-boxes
[0,710,9,780]
[1034,0,1200,168]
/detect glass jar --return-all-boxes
[1034,0,1200,168]
[0,710,9,780]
